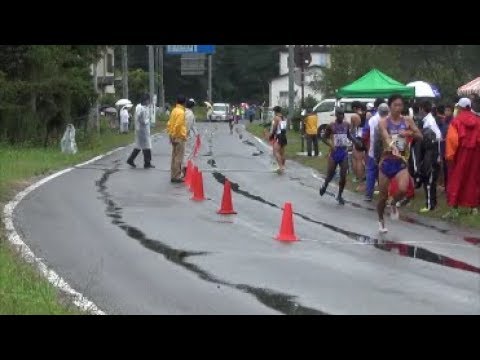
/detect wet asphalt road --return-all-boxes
[13,122,480,314]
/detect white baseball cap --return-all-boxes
[367,102,374,110]
[378,103,390,113]
[456,98,471,108]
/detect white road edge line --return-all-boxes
[2,145,129,315]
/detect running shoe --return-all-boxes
[319,186,327,197]
[390,203,400,221]
[378,221,388,233]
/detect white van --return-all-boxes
[313,98,377,136]
[209,103,230,122]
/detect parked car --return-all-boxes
[209,103,230,122]
[313,98,378,137]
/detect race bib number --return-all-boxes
[392,134,406,152]
[333,133,349,147]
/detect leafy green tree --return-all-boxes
[128,68,149,104]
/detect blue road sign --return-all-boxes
[166,45,215,55]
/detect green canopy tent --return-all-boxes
[336,69,415,99]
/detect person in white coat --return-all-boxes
[184,98,198,161]
[120,106,130,133]
[126,94,155,168]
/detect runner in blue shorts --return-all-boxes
[319,107,351,205]
[377,95,422,233]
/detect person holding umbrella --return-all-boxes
[120,106,130,134]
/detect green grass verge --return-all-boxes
[0,123,165,314]
[0,245,82,315]
[247,123,480,230]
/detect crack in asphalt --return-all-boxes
[95,164,326,315]
[210,170,480,276]
[292,174,449,235]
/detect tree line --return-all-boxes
[315,45,480,103]
[0,45,282,146]
[0,45,107,146]
[4,45,474,146]
[123,45,281,106]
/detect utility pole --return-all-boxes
[208,54,213,103]
[122,45,128,99]
[158,45,165,113]
[92,60,99,133]
[288,45,295,130]
[301,54,305,153]
[148,45,155,125]
[294,46,311,154]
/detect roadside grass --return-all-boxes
[0,245,82,315]
[247,123,480,230]
[0,123,165,314]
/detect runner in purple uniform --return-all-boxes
[319,107,351,205]
[377,95,422,233]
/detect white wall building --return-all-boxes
[269,66,324,108]
[279,46,331,75]
[91,46,115,95]
[269,45,330,108]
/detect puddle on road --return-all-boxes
[211,171,480,276]
[242,140,256,147]
[398,214,449,234]
[207,159,217,168]
[242,139,264,156]
[96,166,326,315]
[212,172,278,209]
[291,176,449,235]
[465,237,480,246]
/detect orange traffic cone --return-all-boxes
[217,180,237,215]
[184,160,193,188]
[189,166,198,192]
[191,169,206,201]
[275,202,298,242]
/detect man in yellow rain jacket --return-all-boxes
[167,95,187,183]
[304,107,319,157]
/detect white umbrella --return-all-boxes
[115,99,133,107]
[406,81,437,98]
[103,107,117,114]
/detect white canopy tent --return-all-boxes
[457,77,480,97]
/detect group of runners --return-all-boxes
[269,95,422,233]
